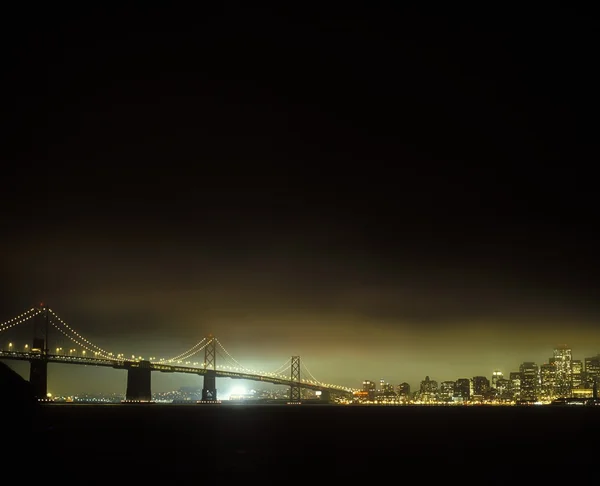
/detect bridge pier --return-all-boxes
[29,359,48,400]
[319,389,331,402]
[125,361,152,401]
[202,370,217,400]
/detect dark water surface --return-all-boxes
[20,404,600,481]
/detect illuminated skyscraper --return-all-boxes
[495,378,511,401]
[584,354,600,389]
[553,345,572,398]
[491,370,503,389]
[439,381,455,402]
[540,363,556,401]
[472,376,490,400]
[509,371,522,400]
[519,362,539,401]
[571,360,583,389]
[454,378,470,402]
[419,376,438,402]
[396,382,410,399]
[362,380,376,401]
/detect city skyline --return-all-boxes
[2,310,598,396]
[3,6,599,396]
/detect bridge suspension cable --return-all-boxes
[269,357,292,375]
[214,339,290,378]
[301,360,322,384]
[0,307,42,333]
[214,338,252,371]
[167,337,209,362]
[48,309,117,360]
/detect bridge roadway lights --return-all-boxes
[29,359,48,400]
[202,370,217,401]
[125,360,152,402]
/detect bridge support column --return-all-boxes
[319,389,331,402]
[125,361,152,401]
[29,359,48,400]
[202,370,217,400]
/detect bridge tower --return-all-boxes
[201,335,217,400]
[290,355,301,401]
[29,304,49,399]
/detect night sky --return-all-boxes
[2,5,599,394]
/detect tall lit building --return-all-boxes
[381,383,395,396]
[363,380,377,401]
[419,376,438,402]
[491,370,503,389]
[396,382,410,399]
[584,354,600,389]
[454,378,470,402]
[495,378,511,401]
[540,363,556,401]
[439,381,455,402]
[509,371,522,400]
[472,376,490,400]
[519,362,539,401]
[553,345,572,398]
[571,360,583,389]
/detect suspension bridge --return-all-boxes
[0,305,358,402]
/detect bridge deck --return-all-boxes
[0,351,356,394]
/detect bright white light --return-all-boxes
[230,386,247,396]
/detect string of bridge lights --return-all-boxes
[215,339,321,382]
[50,321,117,361]
[0,307,42,333]
[48,309,116,358]
[300,360,321,384]
[215,338,254,371]
[270,357,292,374]
[214,338,292,379]
[166,337,209,362]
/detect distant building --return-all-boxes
[571,360,583,389]
[540,363,556,401]
[363,380,377,401]
[491,370,503,389]
[472,376,490,399]
[520,362,539,401]
[396,382,410,399]
[584,354,600,388]
[509,371,522,400]
[439,381,455,402]
[495,377,511,401]
[419,376,438,402]
[380,382,395,396]
[553,345,572,398]
[454,378,470,402]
